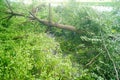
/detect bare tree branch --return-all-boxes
[4,11,84,33]
[1,0,86,34]
[100,29,119,80]
[5,0,13,12]
[103,42,119,80]
[85,52,101,67]
[29,12,84,33]
[7,15,13,21]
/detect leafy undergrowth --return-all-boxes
[0,25,79,80]
[0,0,120,79]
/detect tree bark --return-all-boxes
[3,11,84,34]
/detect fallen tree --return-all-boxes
[0,0,86,34]
[2,11,85,34]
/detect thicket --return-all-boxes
[0,0,120,80]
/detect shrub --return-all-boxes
[0,25,78,80]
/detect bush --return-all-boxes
[0,25,78,80]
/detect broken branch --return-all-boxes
[5,0,13,12]
[4,11,84,33]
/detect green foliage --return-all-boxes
[79,2,115,6]
[0,22,78,80]
[53,1,120,80]
[25,33,78,80]
[0,26,34,80]
[0,0,120,80]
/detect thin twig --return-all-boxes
[7,15,13,21]
[85,52,101,67]
[100,28,119,80]
[5,0,13,12]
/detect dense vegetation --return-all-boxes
[0,0,120,80]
